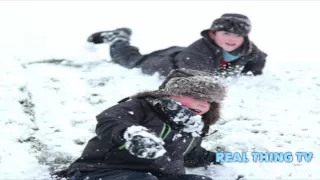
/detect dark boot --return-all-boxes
[87,27,132,45]
[87,27,143,69]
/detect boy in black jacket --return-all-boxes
[87,13,267,77]
[53,68,226,180]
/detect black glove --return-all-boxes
[123,125,166,159]
[212,152,222,165]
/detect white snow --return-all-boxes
[0,1,320,180]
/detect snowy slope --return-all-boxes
[0,57,50,178]
[1,1,320,179]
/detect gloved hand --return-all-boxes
[212,152,223,165]
[123,125,166,159]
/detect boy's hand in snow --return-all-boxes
[123,125,166,159]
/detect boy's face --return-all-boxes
[210,31,245,52]
[169,96,210,115]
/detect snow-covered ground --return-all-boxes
[1,1,320,179]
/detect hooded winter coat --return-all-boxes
[63,96,219,177]
[131,32,267,77]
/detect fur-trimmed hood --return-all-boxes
[130,69,226,103]
[124,69,226,132]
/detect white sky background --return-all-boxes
[0,1,320,63]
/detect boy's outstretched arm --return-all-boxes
[95,99,166,159]
[95,100,145,145]
[241,44,268,76]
